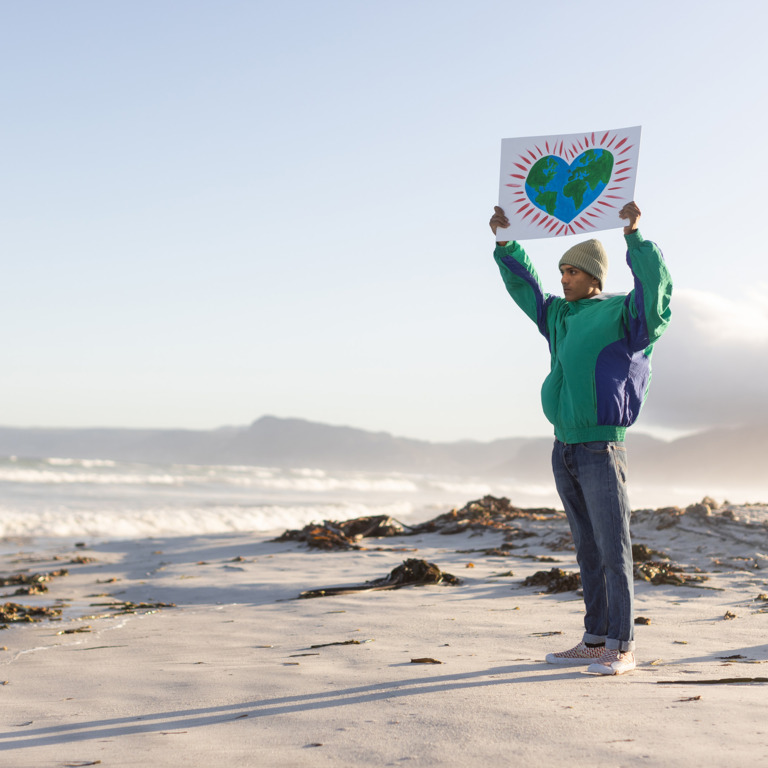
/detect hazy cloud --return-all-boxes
[642,287,768,429]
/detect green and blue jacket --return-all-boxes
[493,230,672,444]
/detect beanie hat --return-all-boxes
[558,239,608,289]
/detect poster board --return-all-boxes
[496,126,641,241]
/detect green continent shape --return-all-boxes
[563,149,613,209]
[562,178,588,211]
[526,156,558,191]
[534,190,559,216]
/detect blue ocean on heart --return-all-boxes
[525,149,613,222]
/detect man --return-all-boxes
[489,202,672,675]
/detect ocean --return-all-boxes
[1,456,764,543]
[0,456,556,542]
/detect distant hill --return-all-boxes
[0,416,766,496]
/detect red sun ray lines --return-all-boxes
[505,128,638,236]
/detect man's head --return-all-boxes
[558,239,608,301]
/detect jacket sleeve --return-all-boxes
[493,241,558,342]
[623,230,673,350]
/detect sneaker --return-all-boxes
[545,640,606,666]
[586,648,636,676]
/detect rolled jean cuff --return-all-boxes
[582,632,606,645]
[606,638,636,652]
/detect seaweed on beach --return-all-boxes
[629,497,762,531]
[632,543,669,562]
[521,568,581,593]
[0,570,69,588]
[633,560,708,586]
[409,496,563,535]
[87,600,177,615]
[273,515,408,550]
[309,639,373,648]
[0,569,70,597]
[657,677,768,685]
[0,602,63,625]
[274,496,564,551]
[296,558,460,599]
[631,543,709,586]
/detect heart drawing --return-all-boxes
[524,149,614,223]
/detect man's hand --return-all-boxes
[619,201,641,234]
[490,206,510,240]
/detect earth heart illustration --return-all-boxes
[525,149,614,223]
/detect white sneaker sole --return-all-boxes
[586,661,636,675]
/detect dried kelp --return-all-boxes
[87,600,176,615]
[274,515,408,550]
[274,496,563,551]
[0,569,69,595]
[0,602,63,625]
[409,496,563,535]
[521,568,581,593]
[309,639,373,649]
[297,558,460,599]
[632,543,669,562]
[634,561,708,586]
[658,678,768,685]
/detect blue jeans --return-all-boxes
[551,440,635,652]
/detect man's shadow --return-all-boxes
[0,662,587,751]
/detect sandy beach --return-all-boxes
[1,497,767,768]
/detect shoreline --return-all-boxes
[1,500,767,766]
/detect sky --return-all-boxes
[3,0,768,443]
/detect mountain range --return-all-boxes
[1,415,766,496]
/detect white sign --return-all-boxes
[496,126,641,241]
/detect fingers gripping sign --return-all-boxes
[618,201,641,234]
[489,206,510,243]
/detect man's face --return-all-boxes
[560,264,601,301]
